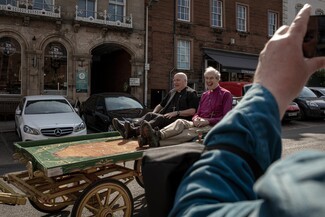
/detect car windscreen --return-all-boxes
[24,99,74,114]
[105,96,143,111]
[299,87,318,98]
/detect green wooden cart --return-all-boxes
[0,131,145,216]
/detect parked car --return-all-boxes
[308,87,325,98]
[282,101,301,122]
[294,86,325,120]
[80,92,146,132]
[15,95,87,141]
[242,83,301,122]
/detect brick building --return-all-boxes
[0,0,145,109]
[0,0,284,115]
[146,0,282,107]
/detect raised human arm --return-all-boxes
[169,4,325,217]
[253,4,325,117]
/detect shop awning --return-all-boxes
[204,49,259,70]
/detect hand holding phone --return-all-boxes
[303,15,325,57]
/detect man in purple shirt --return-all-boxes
[139,66,233,147]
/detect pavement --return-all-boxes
[0,120,15,133]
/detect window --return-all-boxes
[315,9,324,15]
[0,0,17,6]
[43,42,68,95]
[268,11,278,37]
[177,40,190,70]
[177,0,190,21]
[78,0,96,18]
[295,4,303,15]
[0,37,21,94]
[108,0,125,22]
[236,4,247,32]
[33,0,54,11]
[211,0,223,28]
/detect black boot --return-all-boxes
[125,122,140,139]
[112,118,127,138]
[137,136,148,148]
[140,121,160,147]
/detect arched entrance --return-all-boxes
[91,44,131,94]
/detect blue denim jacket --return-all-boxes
[169,84,325,217]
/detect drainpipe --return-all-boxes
[144,4,149,107]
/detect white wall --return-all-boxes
[283,0,325,25]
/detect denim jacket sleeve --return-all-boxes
[169,84,283,217]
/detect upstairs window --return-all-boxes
[236,4,247,32]
[268,11,278,37]
[33,0,54,11]
[211,0,223,28]
[108,0,125,22]
[315,9,324,15]
[177,40,190,70]
[177,0,190,22]
[0,0,17,6]
[78,0,96,18]
[295,4,303,15]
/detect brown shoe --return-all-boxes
[140,121,160,147]
[112,118,126,138]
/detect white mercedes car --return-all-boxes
[15,95,87,141]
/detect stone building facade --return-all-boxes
[0,0,145,106]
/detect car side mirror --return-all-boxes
[15,109,22,115]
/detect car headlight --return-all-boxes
[306,101,319,108]
[23,125,40,135]
[74,122,86,132]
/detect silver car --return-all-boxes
[15,95,87,141]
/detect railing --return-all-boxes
[0,0,60,18]
[75,5,132,29]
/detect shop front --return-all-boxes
[204,49,258,82]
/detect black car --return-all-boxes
[308,87,325,98]
[294,87,325,120]
[80,92,147,132]
[242,84,301,122]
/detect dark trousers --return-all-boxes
[134,112,177,130]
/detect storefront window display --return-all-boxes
[43,42,67,95]
[0,37,21,95]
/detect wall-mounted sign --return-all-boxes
[129,78,140,86]
[76,68,88,93]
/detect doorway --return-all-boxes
[91,44,131,94]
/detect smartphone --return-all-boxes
[303,15,325,58]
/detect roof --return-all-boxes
[23,95,67,100]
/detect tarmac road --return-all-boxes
[0,119,324,216]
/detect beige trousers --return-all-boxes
[159,119,212,147]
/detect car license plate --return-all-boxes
[288,112,298,117]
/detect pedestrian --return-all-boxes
[112,72,199,139]
[139,66,233,147]
[169,4,325,217]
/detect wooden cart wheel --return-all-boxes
[133,159,144,188]
[29,196,69,213]
[71,178,133,217]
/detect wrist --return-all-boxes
[177,110,180,116]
